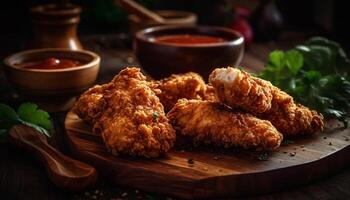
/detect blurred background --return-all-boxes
[0,0,348,56]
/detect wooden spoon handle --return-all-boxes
[116,0,165,23]
[9,125,97,191]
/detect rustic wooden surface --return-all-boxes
[65,111,350,199]
[1,32,350,200]
[9,125,98,192]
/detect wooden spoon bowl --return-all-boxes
[9,125,98,191]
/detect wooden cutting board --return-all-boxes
[64,111,350,199]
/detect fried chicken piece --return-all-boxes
[209,67,273,114]
[209,67,324,135]
[167,99,283,151]
[74,67,176,158]
[261,92,324,136]
[154,72,216,111]
[73,84,109,124]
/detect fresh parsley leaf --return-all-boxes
[17,103,51,130]
[285,50,303,74]
[268,50,285,69]
[0,102,51,140]
[259,37,350,127]
[0,104,20,122]
[0,104,20,130]
[19,120,51,137]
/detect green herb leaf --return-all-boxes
[285,50,303,74]
[0,103,20,121]
[0,104,20,130]
[0,102,51,140]
[259,37,350,126]
[257,153,269,161]
[152,111,159,121]
[19,119,51,137]
[268,50,285,69]
[187,158,194,164]
[17,103,51,130]
[281,140,294,146]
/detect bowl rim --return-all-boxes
[4,48,100,73]
[135,25,244,48]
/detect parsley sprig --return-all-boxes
[259,37,350,127]
[0,103,51,141]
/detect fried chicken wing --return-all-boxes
[209,67,324,135]
[154,72,216,111]
[73,67,176,158]
[167,99,283,151]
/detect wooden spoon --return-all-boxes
[115,0,165,23]
[9,125,98,191]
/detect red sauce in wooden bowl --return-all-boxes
[155,34,226,45]
[15,57,84,70]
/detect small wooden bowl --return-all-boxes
[128,10,197,37]
[134,25,244,79]
[4,48,100,112]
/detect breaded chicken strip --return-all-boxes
[167,99,283,151]
[209,67,324,135]
[261,93,324,136]
[209,67,273,113]
[155,72,216,112]
[74,67,176,158]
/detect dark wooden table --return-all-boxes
[1,32,350,200]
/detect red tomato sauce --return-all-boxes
[16,57,84,70]
[155,34,226,45]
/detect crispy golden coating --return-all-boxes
[74,67,176,158]
[209,67,324,135]
[209,67,273,113]
[155,72,216,112]
[73,84,108,124]
[167,99,283,151]
[261,90,324,136]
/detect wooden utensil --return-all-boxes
[9,125,98,191]
[116,0,165,23]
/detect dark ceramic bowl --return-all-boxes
[134,25,244,79]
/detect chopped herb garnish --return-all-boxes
[281,140,294,146]
[187,158,194,165]
[152,111,159,121]
[257,153,269,161]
